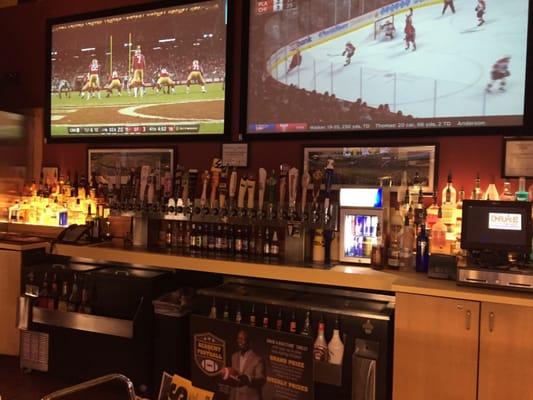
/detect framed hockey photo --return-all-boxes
[303,144,438,192]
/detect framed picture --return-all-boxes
[88,148,174,197]
[502,138,533,178]
[42,166,59,186]
[303,144,438,192]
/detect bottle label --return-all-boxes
[313,344,328,361]
[263,318,269,328]
[289,321,297,333]
[276,320,283,330]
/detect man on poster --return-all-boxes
[220,330,266,400]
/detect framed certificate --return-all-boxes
[503,138,533,178]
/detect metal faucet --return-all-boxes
[41,373,137,400]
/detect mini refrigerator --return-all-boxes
[339,188,388,264]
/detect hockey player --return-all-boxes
[382,20,396,39]
[486,57,510,93]
[287,49,302,73]
[476,0,486,26]
[342,42,356,66]
[404,8,416,51]
[442,0,455,15]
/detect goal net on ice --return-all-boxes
[374,14,395,40]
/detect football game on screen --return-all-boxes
[49,0,227,137]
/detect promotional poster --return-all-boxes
[191,315,314,400]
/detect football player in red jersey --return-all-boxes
[342,42,356,66]
[186,60,207,94]
[404,8,416,51]
[131,46,146,97]
[486,57,511,92]
[156,67,176,94]
[81,59,101,99]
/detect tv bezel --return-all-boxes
[241,0,533,140]
[44,0,233,143]
[461,199,533,253]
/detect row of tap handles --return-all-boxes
[167,158,336,221]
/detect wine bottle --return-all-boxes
[313,315,328,361]
[275,308,283,331]
[262,305,269,329]
[209,298,217,319]
[57,279,69,312]
[223,303,230,320]
[289,310,297,333]
[301,310,312,336]
[327,316,344,365]
[249,304,256,326]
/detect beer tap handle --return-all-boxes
[187,169,199,206]
[279,164,290,206]
[258,168,267,211]
[229,168,238,208]
[139,165,151,203]
[237,175,247,209]
[210,158,222,209]
[301,170,311,215]
[247,176,256,210]
[311,169,324,206]
[324,158,335,216]
[266,169,277,207]
[200,170,210,208]
[181,172,189,207]
[288,167,299,210]
[219,166,228,209]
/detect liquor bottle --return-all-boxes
[415,223,430,273]
[301,311,312,336]
[38,272,50,308]
[289,310,297,333]
[262,305,269,329]
[165,223,173,249]
[441,172,457,205]
[256,228,264,256]
[79,278,92,314]
[370,222,385,270]
[86,204,94,238]
[313,315,328,362]
[270,230,280,257]
[227,225,235,253]
[515,177,529,201]
[184,222,191,250]
[223,303,230,320]
[397,170,409,207]
[409,172,422,205]
[202,224,209,251]
[413,188,425,228]
[263,228,271,256]
[215,225,222,251]
[249,226,256,255]
[500,181,514,201]
[221,224,229,252]
[454,187,466,237]
[196,224,203,250]
[233,226,242,253]
[57,279,69,312]
[425,195,439,230]
[235,305,242,324]
[472,172,483,200]
[388,211,403,269]
[328,316,344,365]
[484,175,500,200]
[67,274,81,312]
[275,308,283,331]
[249,304,256,326]
[190,223,197,249]
[242,226,249,254]
[48,273,59,310]
[399,215,415,271]
[430,207,447,254]
[208,224,216,251]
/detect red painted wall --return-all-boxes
[0,0,526,198]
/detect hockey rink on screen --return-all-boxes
[273,0,529,119]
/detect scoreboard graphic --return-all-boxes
[255,0,297,15]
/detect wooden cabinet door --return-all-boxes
[0,249,21,355]
[393,293,479,400]
[479,302,533,400]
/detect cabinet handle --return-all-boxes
[489,312,495,333]
[465,310,472,330]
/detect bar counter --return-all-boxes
[52,242,533,308]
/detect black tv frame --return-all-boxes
[241,0,533,140]
[461,199,532,253]
[44,0,233,143]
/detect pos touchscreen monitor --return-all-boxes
[461,200,532,253]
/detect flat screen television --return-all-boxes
[246,0,531,135]
[461,200,532,253]
[46,0,229,140]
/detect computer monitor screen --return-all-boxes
[461,200,532,253]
